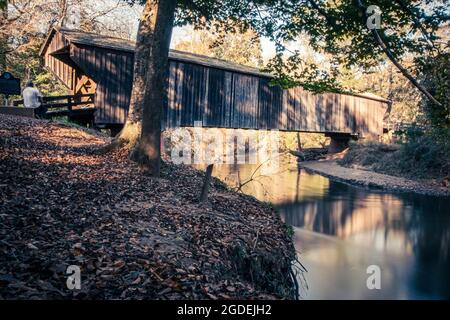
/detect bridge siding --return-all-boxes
[42,29,388,136]
[70,44,134,124]
[43,31,73,89]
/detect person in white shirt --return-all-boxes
[22,80,43,108]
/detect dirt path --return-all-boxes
[299,160,450,196]
[0,115,296,299]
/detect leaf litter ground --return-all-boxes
[0,115,296,299]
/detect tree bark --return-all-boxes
[0,2,8,74]
[57,0,68,27]
[116,0,176,176]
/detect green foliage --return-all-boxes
[263,52,344,93]
[5,38,68,99]
[281,1,447,68]
[417,51,450,130]
[286,225,295,239]
[256,0,448,132]
[6,0,446,131]
[155,0,448,110]
[340,131,450,180]
[174,24,264,68]
[398,132,449,178]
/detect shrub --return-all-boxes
[339,131,449,180]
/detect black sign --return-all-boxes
[0,72,21,95]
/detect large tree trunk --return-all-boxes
[116,0,176,176]
[0,3,8,74]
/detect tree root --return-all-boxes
[94,122,141,155]
[94,137,127,155]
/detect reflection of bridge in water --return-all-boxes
[40,27,389,143]
[210,160,450,260]
[209,161,450,298]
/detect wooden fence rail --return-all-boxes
[13,93,94,108]
[12,93,95,119]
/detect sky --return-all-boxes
[170,26,278,63]
[95,0,278,64]
[86,0,296,65]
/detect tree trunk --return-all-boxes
[57,0,68,27]
[0,3,8,74]
[200,164,214,202]
[116,0,176,177]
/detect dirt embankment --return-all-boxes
[299,159,450,197]
[0,115,297,299]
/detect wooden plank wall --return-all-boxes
[43,32,73,90]
[164,61,388,136]
[42,30,387,136]
[70,44,134,124]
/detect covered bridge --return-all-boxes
[39,27,389,138]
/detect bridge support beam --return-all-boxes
[325,133,354,153]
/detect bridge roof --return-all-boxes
[42,27,273,78]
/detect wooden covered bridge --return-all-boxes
[39,27,389,141]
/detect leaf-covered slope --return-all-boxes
[0,115,296,299]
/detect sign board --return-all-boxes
[0,72,21,95]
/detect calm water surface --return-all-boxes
[209,159,450,299]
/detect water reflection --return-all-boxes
[209,159,450,299]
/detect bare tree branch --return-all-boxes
[356,0,443,107]
[306,0,442,107]
[392,0,438,51]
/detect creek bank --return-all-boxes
[298,159,450,196]
[0,114,296,299]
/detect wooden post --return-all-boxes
[297,132,302,151]
[200,164,214,203]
